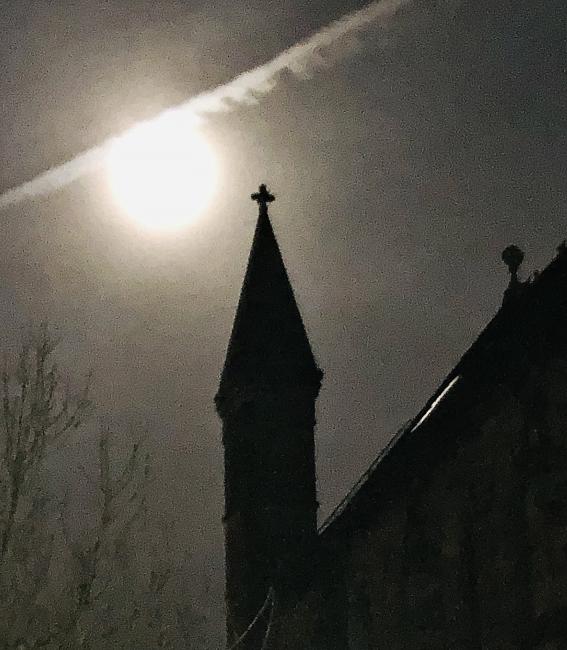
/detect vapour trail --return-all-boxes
[0,0,411,210]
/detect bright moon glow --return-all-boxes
[106,114,217,231]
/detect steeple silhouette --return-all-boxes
[216,185,322,649]
[216,185,321,409]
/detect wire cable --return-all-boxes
[260,591,277,650]
[227,587,274,650]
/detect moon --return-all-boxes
[105,114,218,231]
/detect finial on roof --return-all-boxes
[501,245,525,305]
[502,245,524,281]
[251,184,275,216]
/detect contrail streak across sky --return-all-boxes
[0,0,411,210]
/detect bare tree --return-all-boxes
[0,323,91,565]
[0,324,91,649]
[0,326,209,649]
[57,428,150,649]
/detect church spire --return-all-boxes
[216,184,321,414]
[216,185,322,649]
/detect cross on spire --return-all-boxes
[251,184,275,216]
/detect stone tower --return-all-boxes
[215,185,322,648]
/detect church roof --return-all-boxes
[320,245,567,539]
[215,186,321,412]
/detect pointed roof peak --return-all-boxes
[216,185,321,410]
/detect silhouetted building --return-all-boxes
[217,187,567,649]
[215,185,321,649]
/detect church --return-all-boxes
[215,185,567,649]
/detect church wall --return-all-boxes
[268,347,567,649]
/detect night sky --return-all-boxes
[1,0,565,636]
